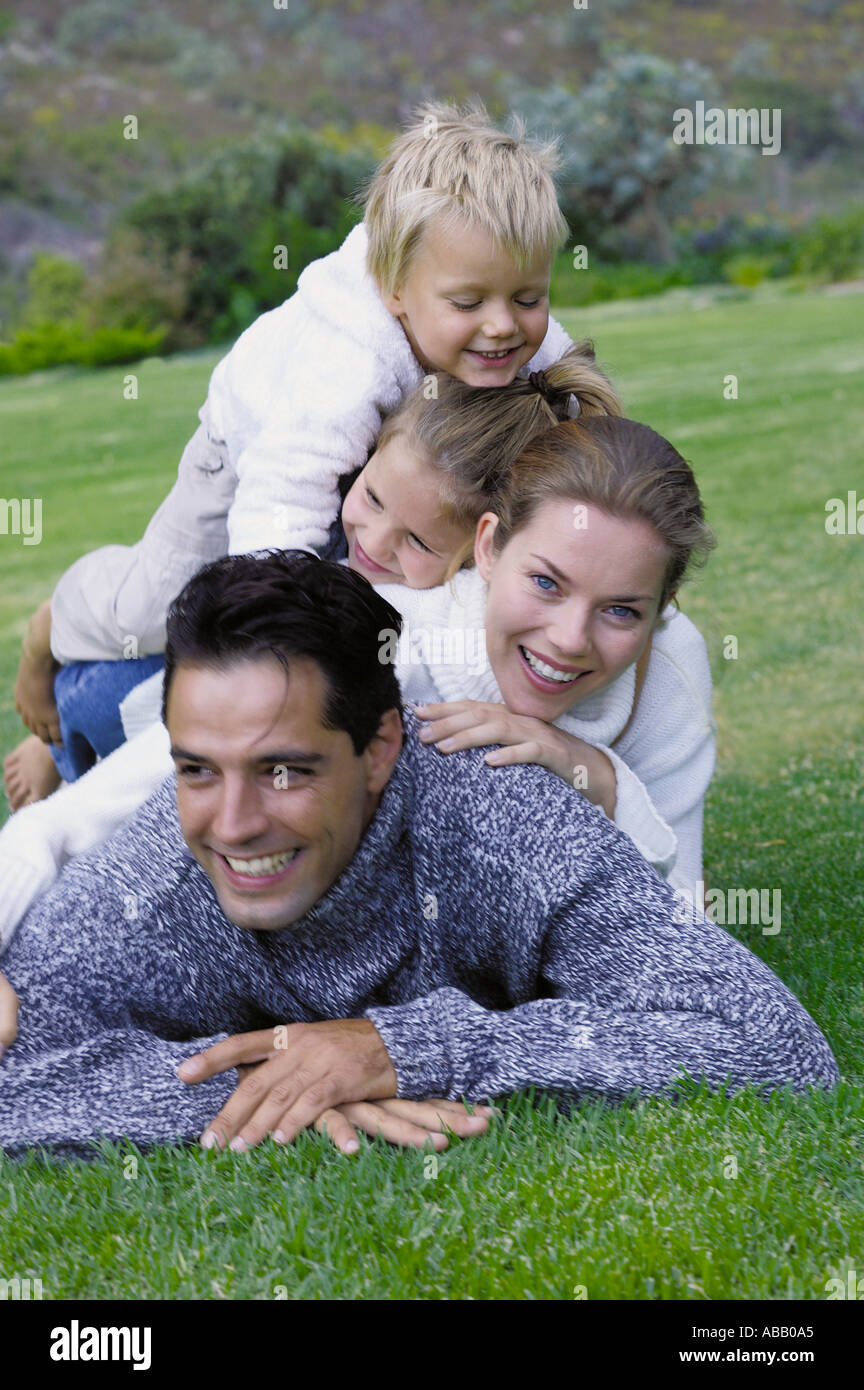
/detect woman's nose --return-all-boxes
[547,607,593,659]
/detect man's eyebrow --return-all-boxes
[170,746,325,766]
[528,555,653,602]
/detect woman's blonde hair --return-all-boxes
[374,342,622,577]
[360,98,570,295]
[491,416,716,610]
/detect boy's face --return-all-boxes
[380,217,552,387]
[341,434,468,588]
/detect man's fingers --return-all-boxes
[315,1108,360,1155]
[334,1101,449,1150]
[178,1028,283,1083]
[0,972,20,1051]
[372,1097,492,1136]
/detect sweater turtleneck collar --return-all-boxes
[408,568,637,749]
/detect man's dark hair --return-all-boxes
[162,550,404,754]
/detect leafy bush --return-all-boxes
[114,128,375,342]
[0,321,164,375]
[793,208,864,282]
[722,255,775,288]
[84,226,193,339]
[550,255,706,307]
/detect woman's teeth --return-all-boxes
[225,850,298,877]
[474,348,514,359]
[521,646,583,684]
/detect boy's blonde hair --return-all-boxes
[360,99,570,295]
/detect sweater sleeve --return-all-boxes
[0,721,172,955]
[220,230,420,560]
[0,829,237,1155]
[49,401,234,664]
[0,1029,236,1157]
[366,847,839,1104]
[591,742,678,880]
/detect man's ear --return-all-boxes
[474,513,500,582]
[363,706,404,795]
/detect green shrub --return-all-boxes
[77,325,166,367]
[793,208,864,282]
[20,253,87,328]
[0,321,82,374]
[0,320,163,375]
[550,255,701,308]
[722,255,775,288]
[115,128,374,342]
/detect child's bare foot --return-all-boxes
[3,735,61,812]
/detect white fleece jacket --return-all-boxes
[49,221,575,664]
[0,572,715,952]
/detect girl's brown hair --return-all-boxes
[491,416,716,609]
[376,341,621,574]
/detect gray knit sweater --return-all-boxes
[0,709,838,1156]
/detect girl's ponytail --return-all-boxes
[373,342,621,561]
[535,340,623,421]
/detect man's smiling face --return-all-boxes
[167,655,399,932]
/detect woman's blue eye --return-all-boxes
[531,574,557,593]
[609,605,640,620]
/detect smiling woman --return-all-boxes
[377,413,718,896]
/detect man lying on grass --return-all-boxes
[0,550,839,1158]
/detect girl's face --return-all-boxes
[341,434,469,588]
[475,499,670,722]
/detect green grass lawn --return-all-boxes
[0,282,862,1300]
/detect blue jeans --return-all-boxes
[50,656,166,782]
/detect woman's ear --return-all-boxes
[474,513,500,581]
[655,589,677,626]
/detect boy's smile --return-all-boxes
[379,216,552,387]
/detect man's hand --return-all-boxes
[0,972,19,1061]
[15,601,61,744]
[315,1097,494,1154]
[178,1018,399,1151]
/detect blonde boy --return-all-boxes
[6,99,575,808]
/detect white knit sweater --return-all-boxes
[216,222,575,554]
[48,221,576,664]
[0,571,714,951]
